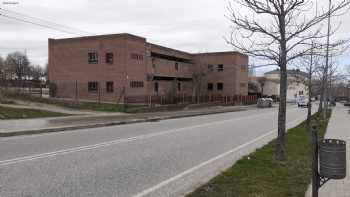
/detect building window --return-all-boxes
[106,53,114,64]
[208,65,214,72]
[177,82,181,91]
[208,83,214,91]
[217,64,224,72]
[131,53,144,61]
[154,82,159,92]
[106,81,114,93]
[299,91,304,95]
[130,81,144,88]
[175,62,179,71]
[152,58,156,68]
[241,65,247,71]
[88,81,98,92]
[217,83,224,91]
[240,83,247,88]
[88,52,98,64]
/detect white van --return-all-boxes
[297,96,309,107]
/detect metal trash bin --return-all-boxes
[319,139,347,179]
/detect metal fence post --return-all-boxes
[312,125,319,197]
[40,83,43,98]
[75,80,78,102]
[182,93,185,104]
[98,83,101,104]
[149,95,152,107]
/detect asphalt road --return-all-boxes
[0,105,314,197]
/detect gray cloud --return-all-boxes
[0,0,349,76]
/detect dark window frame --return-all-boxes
[208,65,214,72]
[208,83,214,91]
[217,64,224,72]
[130,53,144,61]
[175,62,179,71]
[130,81,144,88]
[88,81,98,92]
[154,82,159,92]
[217,83,224,91]
[177,82,181,91]
[88,52,99,64]
[106,81,114,93]
[106,53,114,64]
[152,58,156,68]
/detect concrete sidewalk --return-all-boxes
[0,105,252,137]
[306,105,350,197]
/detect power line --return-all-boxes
[0,13,87,36]
[0,7,94,35]
[0,8,94,36]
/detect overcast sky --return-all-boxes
[1,0,349,75]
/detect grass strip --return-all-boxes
[0,106,69,119]
[187,111,331,197]
[3,92,125,112]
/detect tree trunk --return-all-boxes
[318,76,324,113]
[276,8,287,161]
[307,68,312,131]
[307,50,313,130]
[277,66,287,161]
[323,0,332,119]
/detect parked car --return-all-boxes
[297,96,309,108]
[257,98,273,108]
[330,100,336,106]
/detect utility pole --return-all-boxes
[307,42,314,130]
[323,0,332,119]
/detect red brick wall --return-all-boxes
[48,34,249,104]
[193,52,249,97]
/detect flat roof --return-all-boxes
[194,51,248,57]
[49,33,246,57]
[49,33,146,42]
[147,43,193,56]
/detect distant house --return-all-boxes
[261,69,308,101]
[248,76,264,97]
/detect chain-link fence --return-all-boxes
[1,79,257,107]
[125,94,257,106]
[0,79,48,98]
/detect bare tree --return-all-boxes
[327,60,346,102]
[192,64,208,103]
[227,0,350,160]
[3,56,15,80]
[0,55,4,80]
[295,42,324,130]
[315,42,348,115]
[5,51,30,81]
[30,65,46,81]
[0,56,4,99]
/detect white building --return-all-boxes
[262,69,308,102]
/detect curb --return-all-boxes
[0,108,247,138]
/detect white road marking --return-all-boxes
[0,110,277,166]
[132,117,305,197]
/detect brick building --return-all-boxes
[48,33,249,104]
